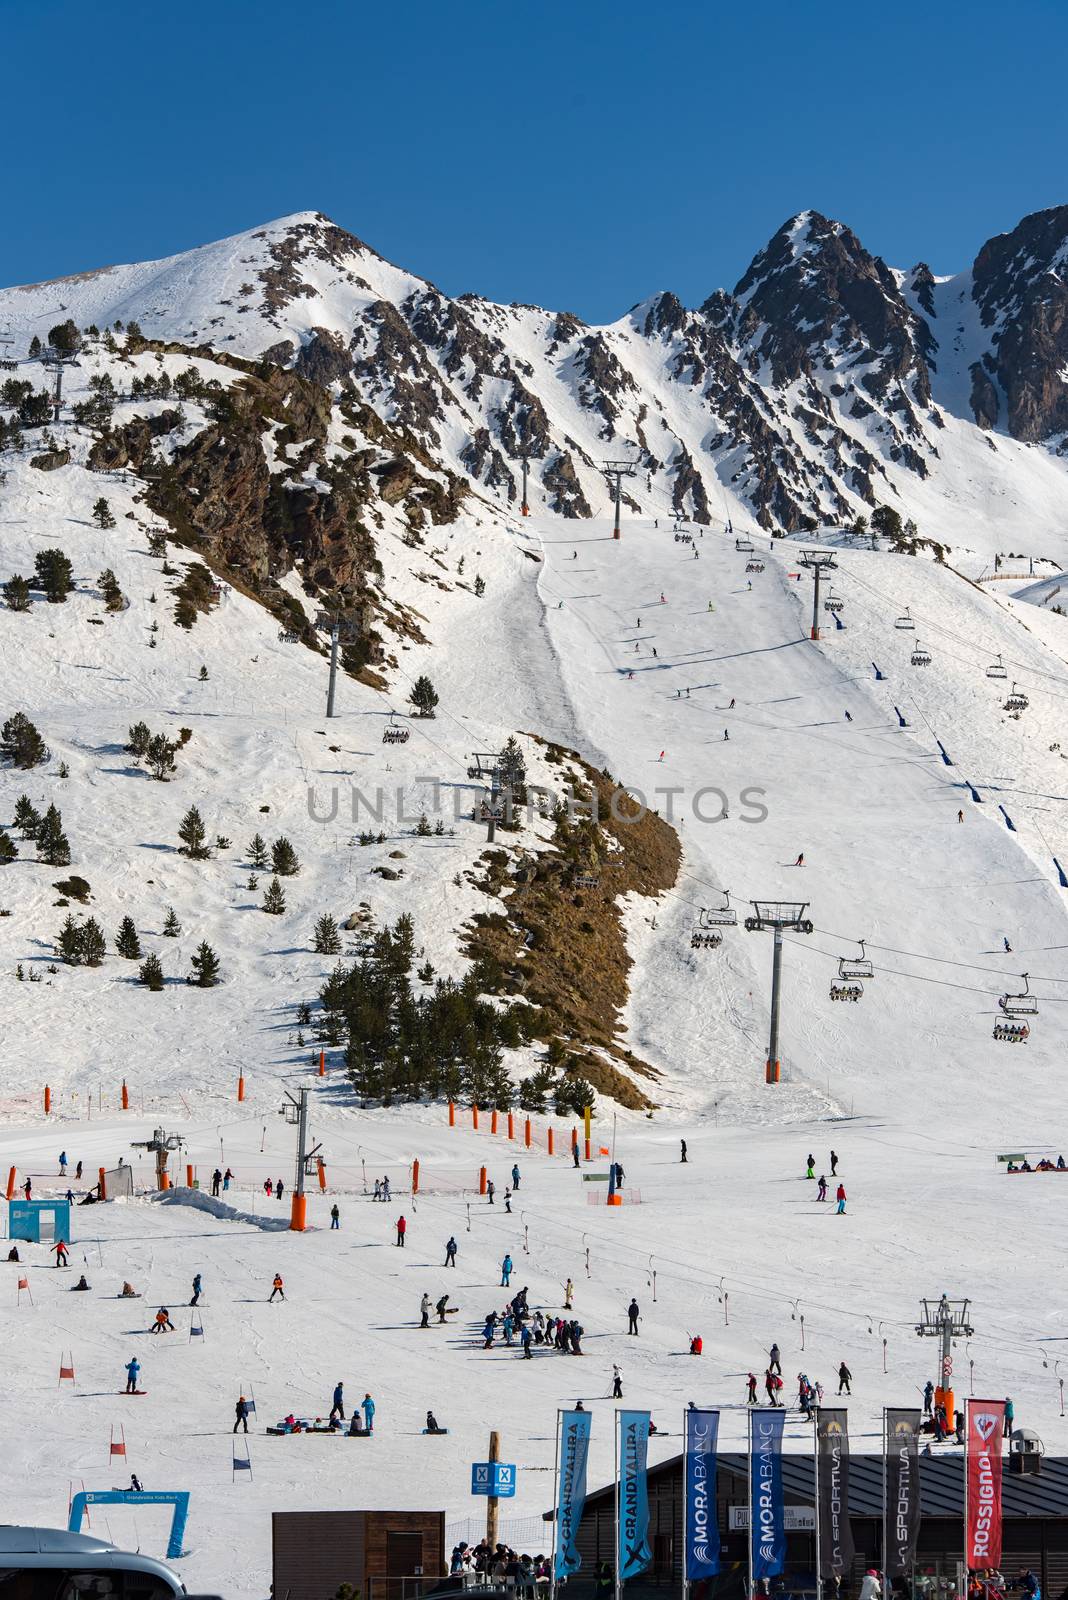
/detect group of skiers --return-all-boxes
[806,1151,847,1211]
[748,1347,851,1408]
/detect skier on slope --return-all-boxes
[838,1362,852,1395]
[190,1273,202,1306]
[769,1343,782,1374]
[747,1373,758,1404]
[817,1175,828,1201]
[420,1293,431,1328]
[627,1298,640,1335]
[806,1154,815,1179]
[836,1184,847,1214]
[501,1254,513,1287]
[269,1273,285,1301]
[396,1214,407,1247]
[234,1396,250,1433]
[612,1364,623,1398]
[445,1236,458,1267]
[124,1358,141,1394]
[511,1164,521,1190]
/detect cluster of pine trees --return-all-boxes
[3,549,74,610]
[317,913,542,1107]
[10,795,70,864]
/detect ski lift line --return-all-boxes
[806,925,1068,984]
[783,934,1068,1003]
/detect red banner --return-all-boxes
[966,1400,1006,1568]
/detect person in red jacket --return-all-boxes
[396,1214,407,1247]
[836,1184,847,1214]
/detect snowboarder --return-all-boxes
[806,1154,815,1179]
[612,1364,623,1398]
[190,1273,202,1306]
[234,1396,250,1433]
[769,1344,782,1374]
[1004,937,1013,953]
[420,1293,431,1328]
[794,852,805,867]
[511,1164,521,1190]
[680,1140,687,1163]
[728,698,735,709]
[329,1383,345,1423]
[836,1184,847,1214]
[838,1362,852,1395]
[445,1236,458,1267]
[330,1204,340,1229]
[844,710,852,721]
[269,1273,285,1301]
[124,1358,141,1394]
[627,1298,640,1335]
[426,1410,445,1432]
[130,1475,143,1492]
[436,1294,450,1323]
[53,1240,69,1268]
[724,729,729,740]
[362,1393,375,1432]
[71,1274,90,1291]
[396,1215,407,1247]
[817,1175,828,1201]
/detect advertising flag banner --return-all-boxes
[884,1409,922,1576]
[555,1409,592,1579]
[685,1408,721,1580]
[967,1401,1007,1569]
[750,1409,787,1581]
[817,1409,855,1577]
[618,1411,652,1582]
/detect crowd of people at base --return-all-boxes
[480,1285,584,1357]
[448,1542,549,1592]
[1007,1156,1066,1172]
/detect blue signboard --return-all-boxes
[471,1462,517,1498]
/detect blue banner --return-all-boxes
[750,1409,786,1581]
[555,1408,592,1579]
[618,1410,652,1582]
[685,1408,721,1580]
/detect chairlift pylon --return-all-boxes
[838,938,873,981]
[986,654,1008,681]
[999,974,1038,1018]
[895,608,915,630]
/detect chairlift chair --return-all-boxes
[838,939,873,980]
[1004,682,1029,712]
[574,873,600,890]
[824,590,844,614]
[829,981,863,1002]
[986,654,1008,680]
[746,560,765,574]
[277,629,300,644]
[999,974,1038,1017]
[701,891,738,927]
[895,608,915,630]
[690,912,723,951]
[735,537,755,553]
[910,641,932,667]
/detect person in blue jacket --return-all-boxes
[190,1273,202,1306]
[329,1382,345,1423]
[124,1358,141,1394]
[501,1254,513,1286]
[362,1393,375,1432]
[511,1164,521,1190]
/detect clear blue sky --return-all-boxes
[4,0,1066,323]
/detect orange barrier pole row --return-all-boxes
[121,1080,129,1111]
[448,1100,455,1127]
[5,1166,15,1201]
[411,1159,420,1195]
[507,1111,515,1139]
[547,1128,554,1156]
[290,1193,307,1232]
[186,1164,194,1188]
[237,1075,245,1103]
[479,1165,487,1195]
[317,1157,327,1191]
[98,1167,107,1202]
[44,1086,51,1116]
[524,1118,532,1148]
[491,1109,498,1135]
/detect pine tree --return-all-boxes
[0,829,18,865]
[161,906,181,937]
[262,876,287,914]
[115,916,141,959]
[313,914,341,954]
[188,941,220,987]
[33,548,74,603]
[80,917,107,967]
[473,574,486,597]
[92,498,117,530]
[147,531,167,558]
[271,836,300,876]
[56,914,84,965]
[127,722,152,759]
[177,805,210,859]
[1,712,50,769]
[409,674,439,718]
[28,335,41,357]
[3,575,31,611]
[98,568,124,610]
[139,952,165,990]
[13,796,41,838]
[248,833,269,868]
[37,804,70,866]
[145,733,177,781]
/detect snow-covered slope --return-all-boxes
[4,206,1068,554]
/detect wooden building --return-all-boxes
[272,1508,445,1600]
[549,1452,1068,1598]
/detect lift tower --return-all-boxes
[799,549,838,641]
[601,459,638,542]
[744,901,813,1083]
[916,1294,973,1433]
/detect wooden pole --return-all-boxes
[487,1429,500,1548]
